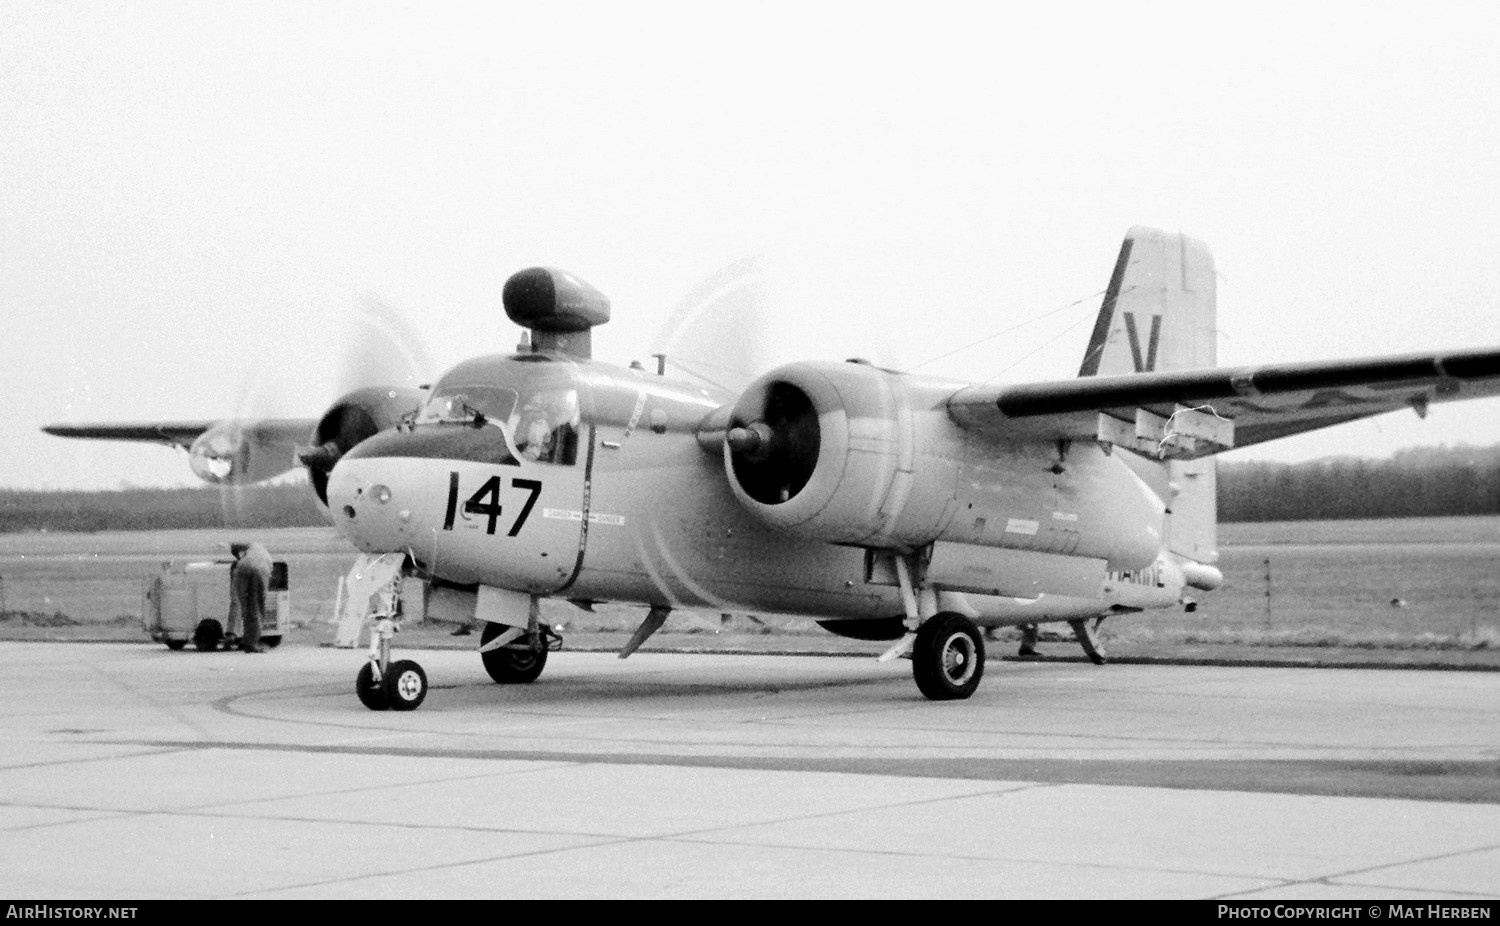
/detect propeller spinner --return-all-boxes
[300,387,423,505]
[728,380,821,505]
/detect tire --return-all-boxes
[261,635,282,649]
[165,639,187,651]
[383,659,428,711]
[193,619,223,653]
[912,612,986,701]
[356,662,390,711]
[480,623,548,684]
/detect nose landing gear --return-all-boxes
[356,615,429,711]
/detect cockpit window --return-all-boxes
[417,384,519,428]
[416,361,582,467]
[511,388,580,465]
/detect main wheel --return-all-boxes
[165,639,187,651]
[480,623,548,683]
[912,612,986,701]
[193,619,223,653]
[383,659,428,711]
[356,662,390,711]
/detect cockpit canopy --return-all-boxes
[416,354,583,465]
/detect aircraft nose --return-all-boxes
[327,457,411,553]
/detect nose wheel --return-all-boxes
[383,660,428,709]
[356,616,429,711]
[356,662,388,710]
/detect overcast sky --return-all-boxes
[4,1,1499,490]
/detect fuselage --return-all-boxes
[327,352,1195,628]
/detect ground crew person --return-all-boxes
[228,541,273,653]
[1018,623,1040,657]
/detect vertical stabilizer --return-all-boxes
[1083,227,1218,564]
[1078,226,1216,376]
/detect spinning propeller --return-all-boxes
[216,298,435,522]
[297,298,435,508]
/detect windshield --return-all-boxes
[416,384,519,427]
[415,357,583,465]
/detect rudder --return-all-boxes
[1083,227,1218,564]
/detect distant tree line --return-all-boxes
[1219,444,1500,522]
[0,483,327,533]
[3,443,1500,531]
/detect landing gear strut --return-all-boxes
[356,614,428,711]
[1069,617,1108,665]
[878,549,989,701]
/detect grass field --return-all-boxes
[0,517,1495,666]
[1207,518,1500,649]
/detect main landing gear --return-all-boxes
[480,621,557,684]
[911,612,986,700]
[879,552,988,701]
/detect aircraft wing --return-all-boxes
[42,421,220,450]
[42,419,317,450]
[947,346,1500,459]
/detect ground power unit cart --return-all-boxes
[141,559,290,650]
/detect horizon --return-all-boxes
[7,438,1500,494]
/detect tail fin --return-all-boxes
[1084,227,1219,564]
[1078,225,1217,376]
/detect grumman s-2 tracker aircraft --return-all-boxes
[46,227,1500,710]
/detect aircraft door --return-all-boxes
[435,379,595,595]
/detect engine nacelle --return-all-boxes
[188,421,299,486]
[722,360,1165,572]
[724,360,958,547]
[302,386,427,505]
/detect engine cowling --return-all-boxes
[724,360,955,547]
[721,360,1165,572]
[301,386,427,505]
[188,422,298,486]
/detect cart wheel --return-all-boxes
[356,662,390,711]
[193,619,223,653]
[261,635,282,649]
[383,660,428,711]
[165,640,187,651]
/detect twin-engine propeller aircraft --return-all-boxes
[44,227,1500,710]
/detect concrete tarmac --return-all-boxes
[2,640,1497,899]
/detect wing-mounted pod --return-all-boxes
[503,268,611,360]
[722,360,960,547]
[300,386,427,505]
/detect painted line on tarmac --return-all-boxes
[115,738,1500,804]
